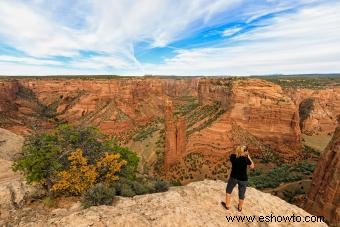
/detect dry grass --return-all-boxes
[302,134,332,152]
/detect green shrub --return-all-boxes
[131,181,149,195]
[120,183,136,197]
[249,169,262,177]
[303,145,320,158]
[13,124,139,194]
[81,183,116,208]
[110,177,170,196]
[42,196,56,208]
[133,126,158,141]
[293,161,315,175]
[260,150,282,165]
[110,181,123,195]
[249,164,303,189]
[170,180,182,186]
[12,134,63,192]
[112,146,139,180]
[154,180,169,192]
[142,180,156,193]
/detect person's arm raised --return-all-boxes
[248,154,255,169]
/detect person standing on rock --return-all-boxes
[221,145,255,212]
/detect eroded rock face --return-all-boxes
[0,78,198,138]
[287,87,340,135]
[0,128,41,223]
[230,79,301,158]
[12,180,326,227]
[0,128,24,160]
[0,80,19,113]
[305,116,340,225]
[186,79,301,161]
[0,159,38,224]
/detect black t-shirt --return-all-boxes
[229,154,252,181]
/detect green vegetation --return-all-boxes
[133,125,158,142]
[168,153,229,183]
[174,96,199,116]
[282,188,305,203]
[13,124,137,192]
[302,145,320,158]
[173,96,226,137]
[82,183,116,208]
[255,75,340,89]
[154,130,165,175]
[154,180,170,192]
[292,161,316,175]
[110,177,169,197]
[13,124,171,207]
[260,150,283,165]
[248,161,316,189]
[185,101,225,136]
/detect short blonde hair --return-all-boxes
[236,145,247,158]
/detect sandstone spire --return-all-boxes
[164,98,186,170]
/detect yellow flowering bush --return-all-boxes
[52,149,126,195]
[96,152,127,185]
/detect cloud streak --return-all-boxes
[0,0,339,75]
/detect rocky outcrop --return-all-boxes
[287,87,340,135]
[305,115,340,225]
[9,180,326,226]
[0,128,32,218]
[164,99,186,169]
[0,159,42,224]
[0,128,24,160]
[0,80,19,112]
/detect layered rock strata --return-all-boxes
[305,115,340,225]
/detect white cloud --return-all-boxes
[0,0,339,75]
[0,56,62,66]
[141,2,340,75]
[222,27,242,36]
[0,0,244,73]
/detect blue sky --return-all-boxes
[0,0,339,75]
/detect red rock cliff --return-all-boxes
[187,79,301,160]
[305,115,340,225]
[0,80,19,112]
[0,78,198,137]
[287,87,340,135]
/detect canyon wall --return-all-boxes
[0,80,19,113]
[287,87,340,135]
[2,77,338,169]
[197,78,233,110]
[305,115,340,225]
[185,79,302,161]
[229,79,301,158]
[0,78,198,138]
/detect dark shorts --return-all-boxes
[226,177,247,200]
